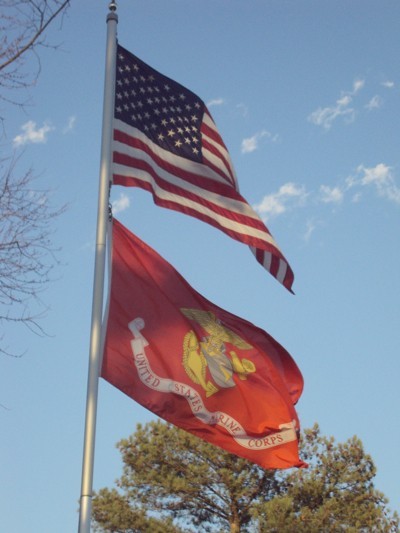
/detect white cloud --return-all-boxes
[13,120,54,147]
[112,193,130,214]
[63,115,76,133]
[308,96,355,130]
[352,79,365,93]
[303,219,318,242]
[365,95,383,110]
[381,80,394,89]
[241,134,259,154]
[235,103,249,118]
[250,162,399,244]
[336,95,352,107]
[358,163,390,186]
[347,163,400,205]
[308,79,365,130]
[241,130,278,154]
[207,98,225,108]
[253,182,307,220]
[319,185,344,204]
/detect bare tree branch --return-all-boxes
[0,155,66,354]
[0,0,70,98]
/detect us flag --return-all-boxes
[112,43,294,292]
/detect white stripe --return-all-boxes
[275,258,288,284]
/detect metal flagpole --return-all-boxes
[78,2,118,531]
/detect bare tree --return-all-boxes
[0,2,70,355]
[0,0,70,101]
[0,156,66,355]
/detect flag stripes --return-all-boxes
[112,44,294,291]
[113,121,280,248]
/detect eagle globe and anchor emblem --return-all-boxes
[181,308,257,398]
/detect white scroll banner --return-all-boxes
[129,318,297,451]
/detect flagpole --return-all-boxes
[78,3,118,532]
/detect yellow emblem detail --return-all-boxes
[181,308,256,397]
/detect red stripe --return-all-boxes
[269,254,280,279]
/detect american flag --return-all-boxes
[112,43,294,292]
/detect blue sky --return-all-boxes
[1,1,400,531]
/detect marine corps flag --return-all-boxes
[101,218,305,469]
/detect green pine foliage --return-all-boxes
[92,421,399,533]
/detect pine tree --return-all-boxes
[92,421,399,533]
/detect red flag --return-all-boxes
[102,218,304,469]
[112,44,294,292]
